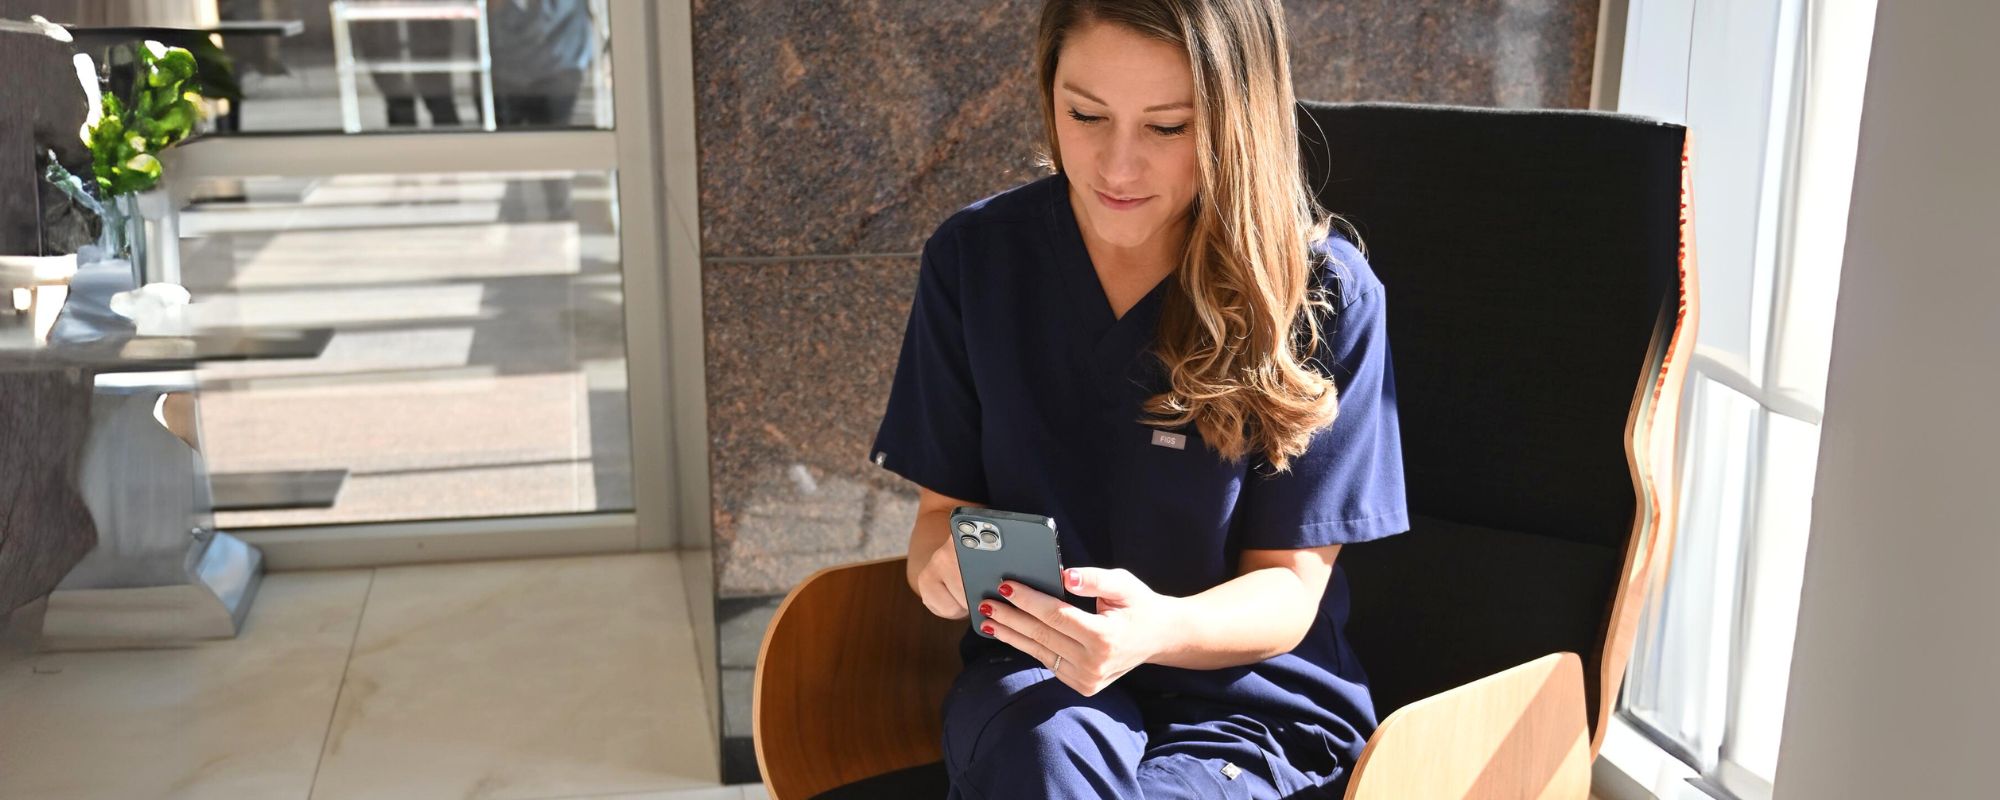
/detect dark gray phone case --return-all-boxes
[951,506,1065,639]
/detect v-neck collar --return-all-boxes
[1045,172,1173,338]
[1042,173,1174,397]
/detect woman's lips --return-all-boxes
[1096,189,1153,211]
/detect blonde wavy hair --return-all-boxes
[1035,0,1349,474]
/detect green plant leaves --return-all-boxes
[85,41,205,198]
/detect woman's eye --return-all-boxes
[1066,109,1188,137]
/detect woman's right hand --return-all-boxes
[907,488,974,620]
[913,534,969,620]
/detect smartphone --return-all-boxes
[951,506,1065,639]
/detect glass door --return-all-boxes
[161,0,673,549]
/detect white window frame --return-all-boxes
[1592,0,1876,798]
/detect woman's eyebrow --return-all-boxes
[1060,81,1194,112]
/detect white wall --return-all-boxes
[1773,2,2000,797]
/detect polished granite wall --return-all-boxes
[694,0,1602,782]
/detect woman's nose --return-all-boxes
[1099,132,1145,185]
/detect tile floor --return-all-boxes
[0,552,760,800]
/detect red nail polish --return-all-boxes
[998,583,1013,597]
[979,602,993,616]
[982,623,995,635]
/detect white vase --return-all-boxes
[99,188,178,289]
[107,189,180,290]
[129,188,180,287]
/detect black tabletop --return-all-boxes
[0,327,334,374]
[62,20,305,40]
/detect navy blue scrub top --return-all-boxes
[869,171,1410,767]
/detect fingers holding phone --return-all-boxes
[917,534,969,620]
[909,488,972,620]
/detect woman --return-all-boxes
[869,1,1408,797]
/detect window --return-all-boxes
[133,0,680,550]
[179,169,634,527]
[1604,1,1878,798]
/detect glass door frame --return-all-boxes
[157,0,697,567]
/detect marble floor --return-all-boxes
[0,551,761,800]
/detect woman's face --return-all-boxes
[1052,20,1200,254]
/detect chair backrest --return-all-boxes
[1296,101,1691,751]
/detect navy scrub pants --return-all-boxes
[942,649,1344,799]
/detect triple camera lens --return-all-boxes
[957,520,1001,551]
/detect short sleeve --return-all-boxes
[1235,278,1410,550]
[867,231,989,503]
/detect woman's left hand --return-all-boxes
[981,567,1182,697]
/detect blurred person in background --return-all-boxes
[488,0,597,221]
[488,0,594,129]
[354,16,464,128]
